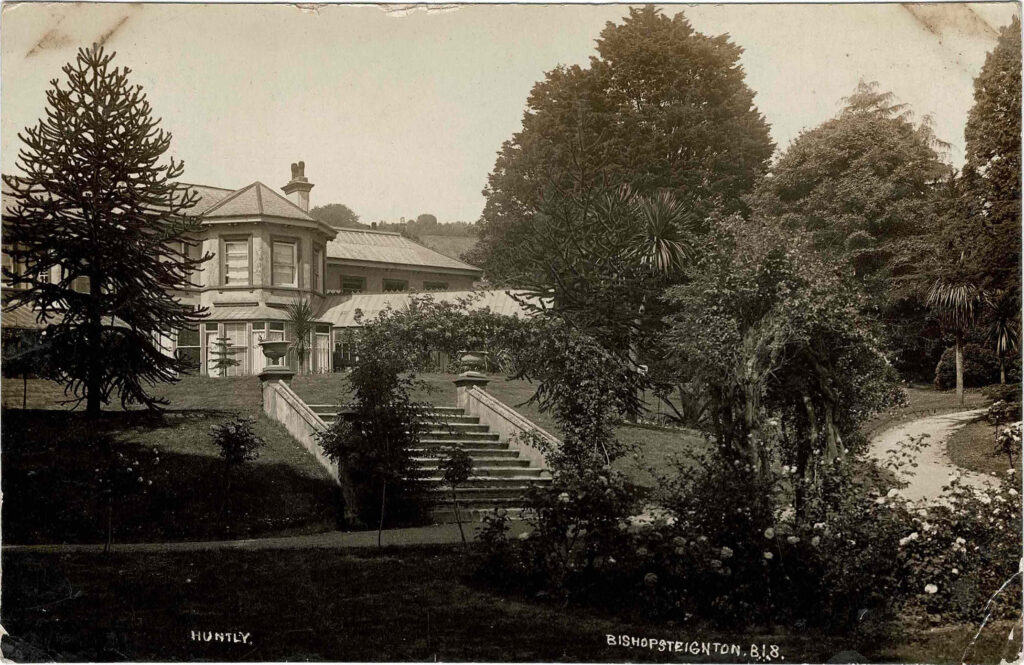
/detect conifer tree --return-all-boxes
[2,45,209,413]
[209,336,240,378]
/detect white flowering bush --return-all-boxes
[895,474,1022,624]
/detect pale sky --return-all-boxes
[1,2,1019,224]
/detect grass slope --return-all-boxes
[946,417,1022,477]
[418,234,477,262]
[1,377,336,544]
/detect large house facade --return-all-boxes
[2,162,527,377]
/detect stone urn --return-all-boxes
[259,339,291,364]
[258,339,294,383]
[458,350,489,373]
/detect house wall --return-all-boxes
[325,262,477,293]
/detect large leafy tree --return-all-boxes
[750,82,952,379]
[2,45,208,414]
[309,202,364,229]
[961,16,1021,293]
[467,5,774,281]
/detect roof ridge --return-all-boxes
[253,181,313,220]
[203,181,258,215]
[254,182,264,215]
[178,182,235,192]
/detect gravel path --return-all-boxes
[868,408,994,503]
[1,520,529,555]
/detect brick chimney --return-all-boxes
[282,161,314,212]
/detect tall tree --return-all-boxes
[750,81,953,379]
[309,203,364,229]
[2,45,208,414]
[467,5,774,281]
[928,276,981,406]
[961,16,1021,293]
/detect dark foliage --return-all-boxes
[934,343,1020,390]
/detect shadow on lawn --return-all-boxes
[2,409,339,545]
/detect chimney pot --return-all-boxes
[282,161,314,213]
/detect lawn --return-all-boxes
[3,546,1019,663]
[1,376,337,544]
[291,371,710,488]
[946,417,1022,477]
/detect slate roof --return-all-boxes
[2,304,63,330]
[206,304,292,321]
[318,289,536,328]
[326,229,481,274]
[202,182,315,221]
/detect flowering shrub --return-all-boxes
[475,463,642,604]
[95,436,160,552]
[994,421,1022,467]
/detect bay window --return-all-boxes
[222,237,250,286]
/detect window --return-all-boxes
[272,240,297,287]
[175,325,201,371]
[312,246,323,293]
[223,323,248,377]
[423,281,448,291]
[383,279,407,293]
[314,324,331,373]
[340,276,365,295]
[223,238,250,285]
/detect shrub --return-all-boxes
[982,382,1022,404]
[987,400,1023,426]
[209,416,265,516]
[934,344,1020,390]
[993,421,1022,467]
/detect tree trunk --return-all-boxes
[377,477,387,548]
[22,372,27,410]
[86,282,102,416]
[955,332,965,407]
[452,486,466,546]
[1000,355,1007,385]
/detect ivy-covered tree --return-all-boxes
[2,45,208,414]
[468,5,773,281]
[961,16,1021,293]
[663,218,902,500]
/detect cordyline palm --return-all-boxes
[287,299,317,374]
[928,278,980,405]
[984,288,1021,385]
[622,190,700,418]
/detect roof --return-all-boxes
[202,181,315,221]
[206,304,292,321]
[2,304,64,330]
[182,184,235,214]
[326,229,481,274]
[318,289,537,328]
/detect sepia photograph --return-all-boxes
[0,2,1021,662]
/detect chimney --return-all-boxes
[282,161,314,213]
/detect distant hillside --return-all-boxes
[418,234,478,263]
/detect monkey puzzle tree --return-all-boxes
[2,45,208,414]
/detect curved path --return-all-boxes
[868,408,993,503]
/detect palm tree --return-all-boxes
[286,299,317,374]
[984,288,1021,385]
[928,278,980,405]
[622,191,700,420]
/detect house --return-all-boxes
[2,162,531,376]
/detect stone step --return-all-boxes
[425,423,491,434]
[421,415,481,425]
[411,457,530,468]
[410,446,519,458]
[420,432,501,442]
[415,466,546,479]
[423,485,547,501]
[417,475,551,487]
[415,440,508,451]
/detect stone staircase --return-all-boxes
[307,404,551,522]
